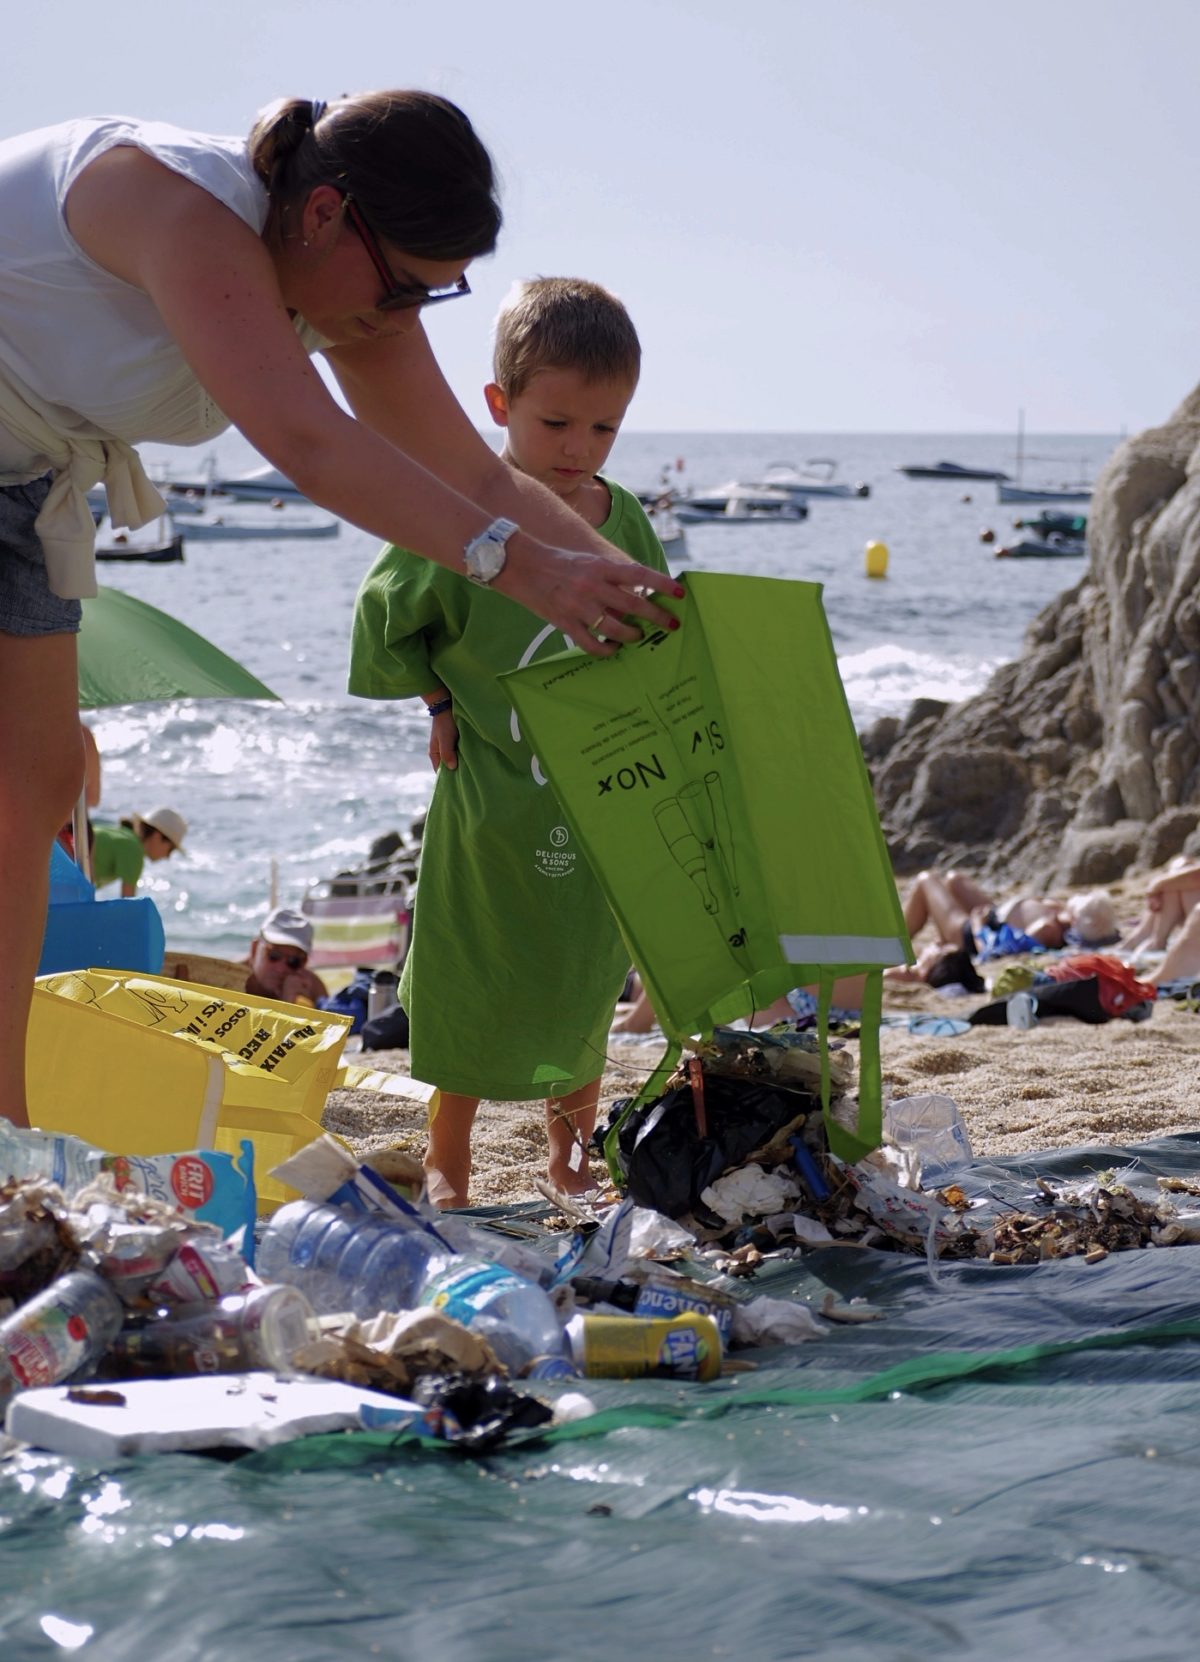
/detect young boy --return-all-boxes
[349,278,670,1207]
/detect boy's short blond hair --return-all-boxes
[493,277,641,400]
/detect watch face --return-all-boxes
[467,536,506,582]
[466,522,515,584]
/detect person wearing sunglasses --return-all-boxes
[0,89,683,1129]
[243,908,329,1007]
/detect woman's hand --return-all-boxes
[429,710,459,772]
[498,539,684,657]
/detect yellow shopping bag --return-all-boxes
[26,969,354,1212]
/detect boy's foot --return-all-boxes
[547,1163,600,1198]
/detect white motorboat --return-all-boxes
[176,499,340,542]
[164,460,311,505]
[749,458,871,499]
[674,484,809,525]
[212,464,310,503]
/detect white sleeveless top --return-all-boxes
[0,116,323,597]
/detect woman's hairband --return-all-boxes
[310,99,327,127]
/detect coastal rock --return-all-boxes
[868,383,1200,884]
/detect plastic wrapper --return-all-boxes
[0,1122,256,1242]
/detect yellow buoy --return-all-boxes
[864,539,889,579]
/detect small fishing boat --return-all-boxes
[646,499,687,555]
[674,485,809,525]
[898,460,1011,482]
[997,481,1092,505]
[94,512,184,564]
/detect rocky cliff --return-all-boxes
[864,384,1200,887]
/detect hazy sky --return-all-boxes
[6,0,1198,432]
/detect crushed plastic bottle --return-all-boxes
[256,1200,436,1317]
[0,1269,125,1407]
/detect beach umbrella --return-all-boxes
[78,585,279,709]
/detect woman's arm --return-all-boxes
[65,149,680,653]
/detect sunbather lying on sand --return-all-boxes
[1118,857,1200,959]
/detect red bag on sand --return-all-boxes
[1040,954,1157,1018]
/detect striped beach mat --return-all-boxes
[301,871,411,971]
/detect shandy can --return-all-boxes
[565,1312,722,1382]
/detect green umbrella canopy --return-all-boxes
[78,586,280,709]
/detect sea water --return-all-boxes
[95,429,1118,958]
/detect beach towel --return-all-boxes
[503,571,911,1165]
[974,921,1044,961]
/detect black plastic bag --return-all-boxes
[601,1072,816,1223]
[360,1002,411,1051]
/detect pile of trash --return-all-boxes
[5,1022,1199,1462]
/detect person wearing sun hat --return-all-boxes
[91,804,187,897]
[243,906,329,1005]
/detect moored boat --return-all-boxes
[177,500,341,542]
[674,485,809,524]
[750,459,870,498]
[898,460,1011,482]
[94,512,184,564]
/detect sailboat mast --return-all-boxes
[1016,408,1025,484]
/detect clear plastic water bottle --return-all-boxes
[256,1200,436,1317]
[0,1269,125,1407]
[419,1258,572,1378]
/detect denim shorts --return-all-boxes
[0,476,82,637]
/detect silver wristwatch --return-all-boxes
[464,517,519,585]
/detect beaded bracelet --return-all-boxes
[426,697,453,717]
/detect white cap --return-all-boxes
[138,806,188,851]
[260,907,314,955]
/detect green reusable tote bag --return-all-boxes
[502,572,911,1165]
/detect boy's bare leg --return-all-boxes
[546,1079,601,1194]
[424,1090,480,1209]
[0,633,85,1128]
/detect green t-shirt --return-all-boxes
[349,479,670,1098]
[91,823,145,891]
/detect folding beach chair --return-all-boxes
[301,863,412,973]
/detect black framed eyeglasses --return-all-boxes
[341,193,471,313]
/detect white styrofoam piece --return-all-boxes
[6,1372,425,1459]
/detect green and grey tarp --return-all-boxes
[8,1134,1200,1660]
[502,572,911,1165]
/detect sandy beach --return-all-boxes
[317,869,1200,1207]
